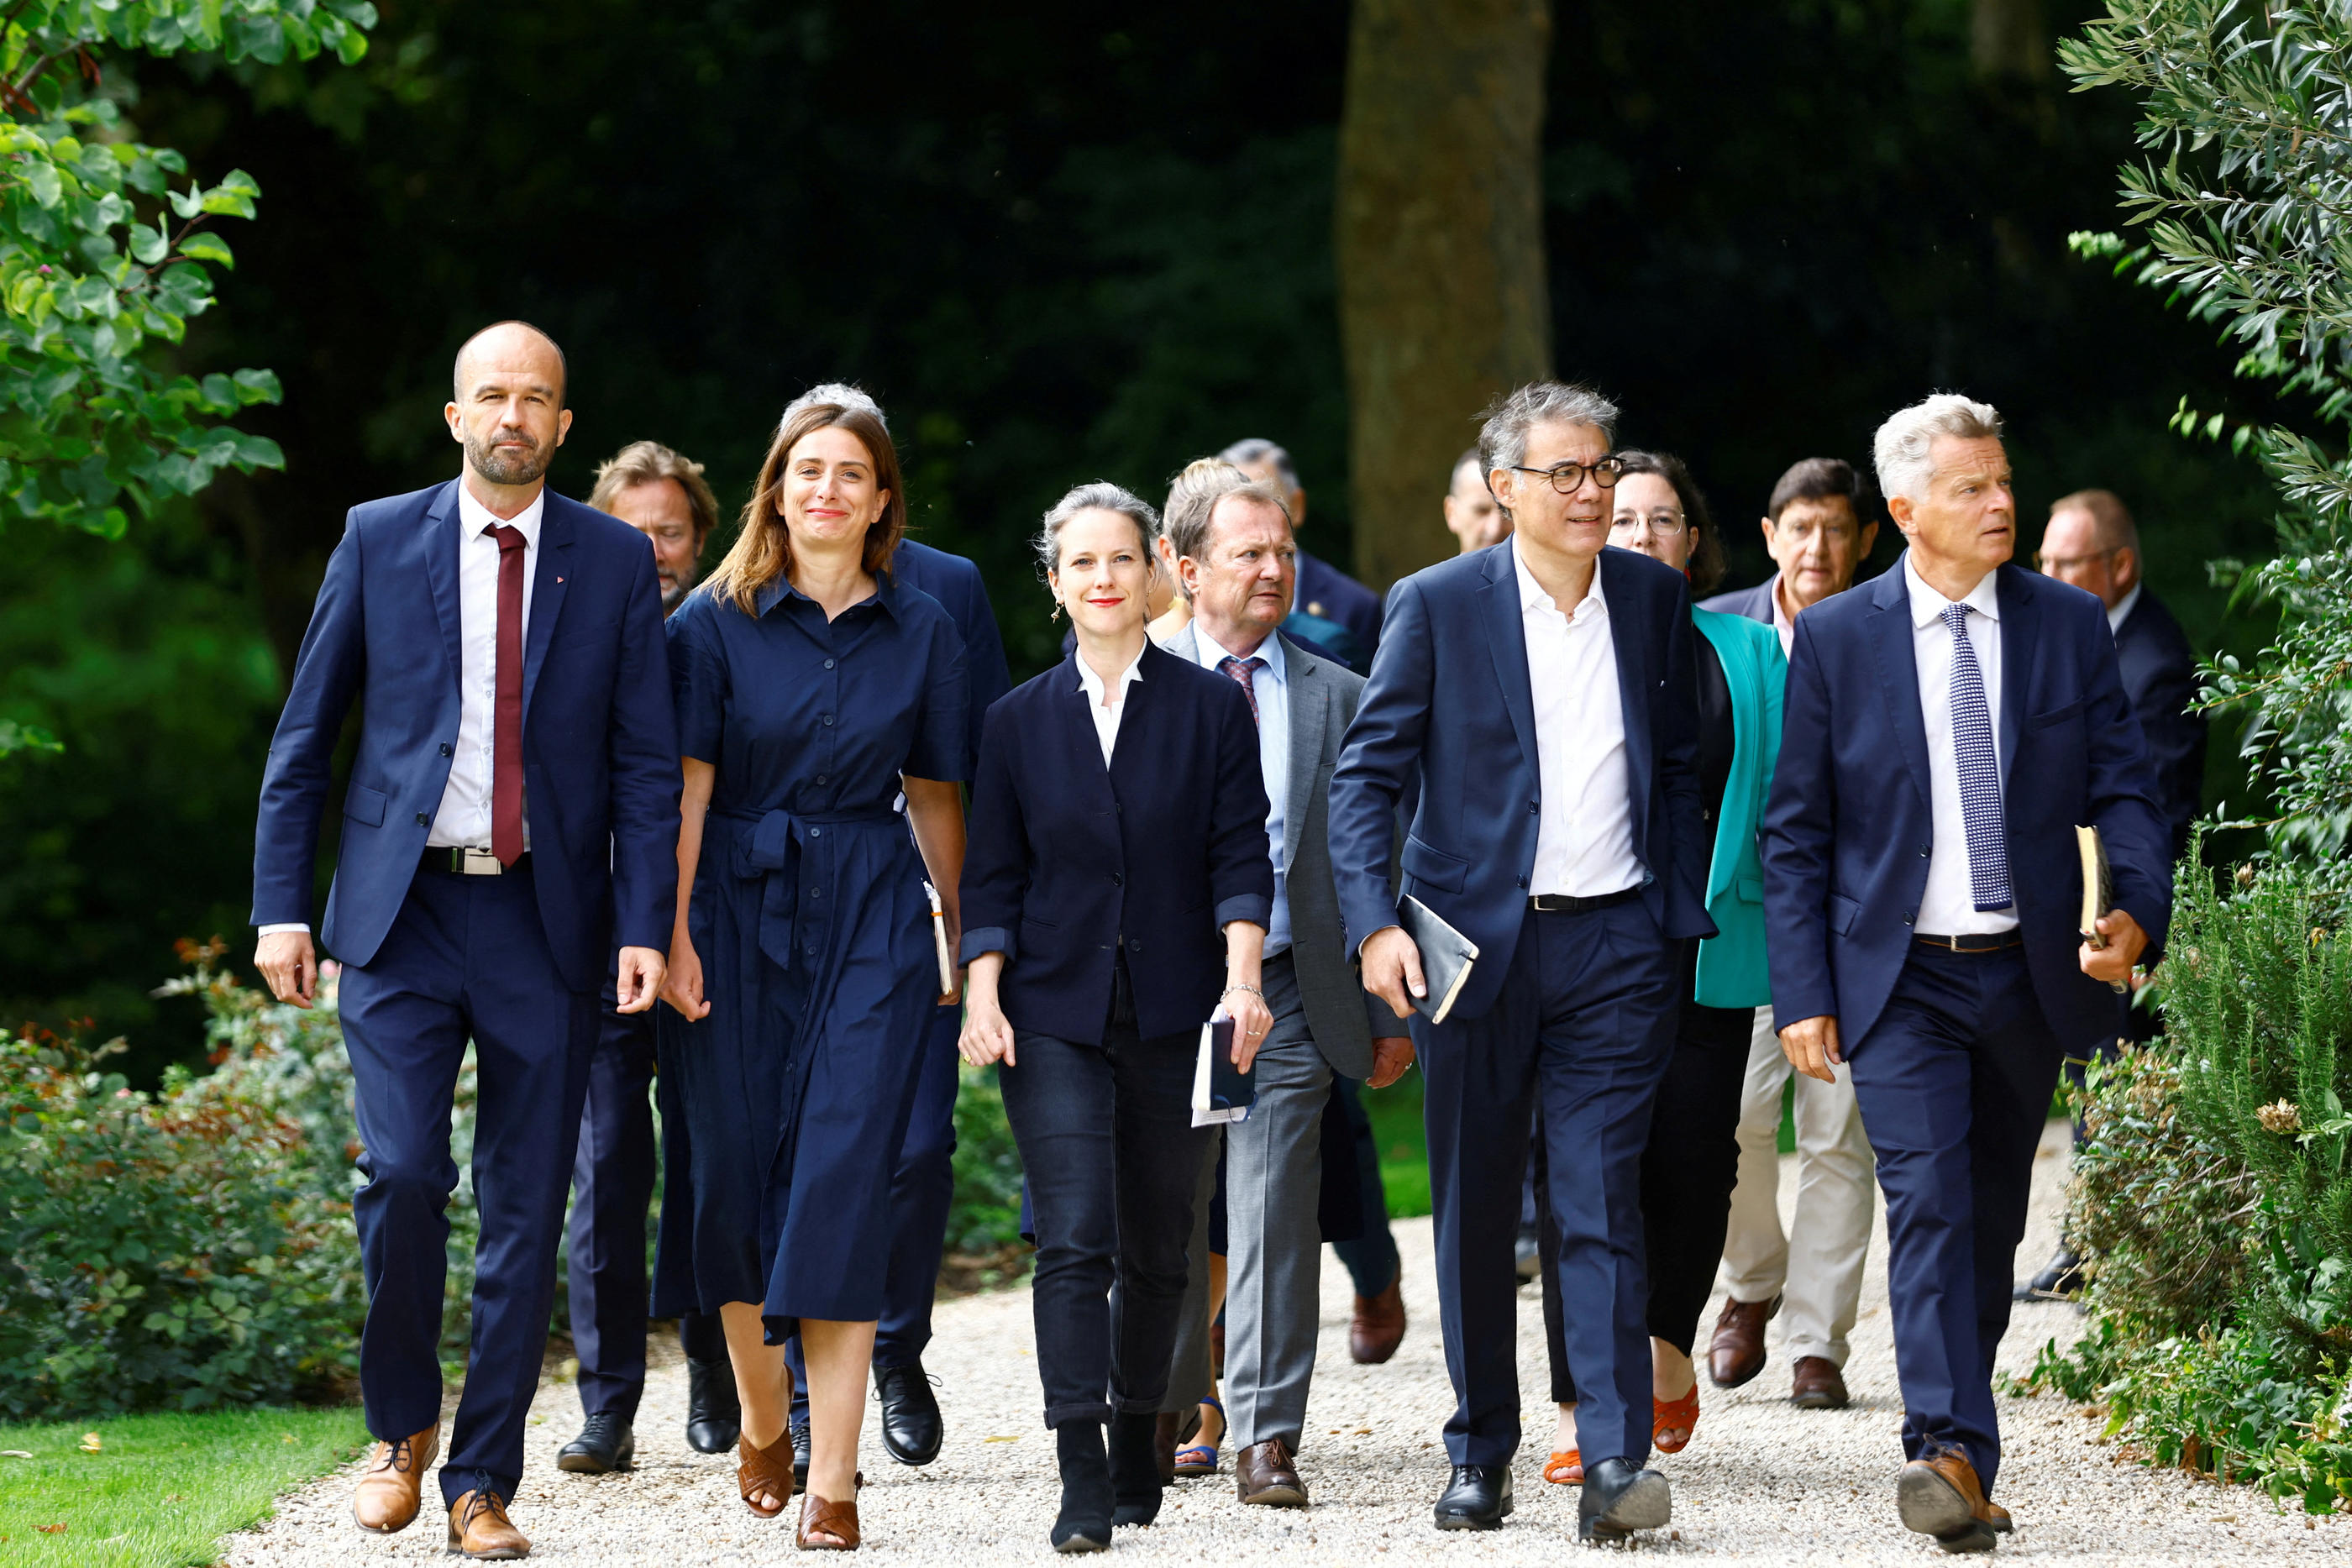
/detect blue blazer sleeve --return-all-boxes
[958,698,1028,965]
[606,538,683,954]
[1760,610,1842,1027]
[251,514,367,928]
[1329,576,1436,954]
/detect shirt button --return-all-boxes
[415,812,430,826]
[824,658,836,669]
[822,714,835,726]
[811,887,822,899]
[815,774,828,786]
[809,827,822,839]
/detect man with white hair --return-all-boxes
[1761,393,2171,1551]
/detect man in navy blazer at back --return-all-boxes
[250,322,680,1560]
[1330,381,1714,1544]
[1761,394,2170,1553]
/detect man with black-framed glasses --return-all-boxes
[1331,380,1713,1544]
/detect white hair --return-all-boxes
[1477,381,1620,474]
[1873,393,2003,504]
[782,381,885,432]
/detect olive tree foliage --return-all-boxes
[0,1,375,756]
[2064,0,2352,860]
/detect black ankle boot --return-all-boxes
[683,1356,741,1455]
[1108,1411,1163,1527]
[1052,1422,1113,1554]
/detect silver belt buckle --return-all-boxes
[459,846,504,875]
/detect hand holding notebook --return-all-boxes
[1191,1009,1256,1127]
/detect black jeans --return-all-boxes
[1538,952,1753,1402]
[999,973,1211,1428]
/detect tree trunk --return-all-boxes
[1336,0,1552,590]
[1971,0,2049,80]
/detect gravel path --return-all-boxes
[223,1121,2345,1563]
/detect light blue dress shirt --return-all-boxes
[1187,627,1290,957]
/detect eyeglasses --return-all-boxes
[2034,548,2117,574]
[1611,511,1687,538]
[1506,457,1626,494]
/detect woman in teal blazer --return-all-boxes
[1530,451,1785,1481]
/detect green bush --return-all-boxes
[947,1064,1026,1258]
[0,1019,361,1418]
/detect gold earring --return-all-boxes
[1050,600,1063,622]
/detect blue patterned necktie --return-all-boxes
[1940,602,2012,912]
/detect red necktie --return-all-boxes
[488,523,528,866]
[1217,654,1266,726]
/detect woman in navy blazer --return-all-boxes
[958,480,1273,1553]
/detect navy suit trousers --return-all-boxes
[786,1003,962,1411]
[1419,901,1678,1469]
[569,1006,658,1423]
[1845,943,2062,1494]
[339,862,598,1506]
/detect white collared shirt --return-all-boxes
[1906,553,2014,935]
[1187,627,1290,957]
[1074,646,1146,767]
[2106,580,2143,637]
[1771,573,1798,658]
[1516,545,1641,899]
[433,481,545,852]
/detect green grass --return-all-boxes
[0,1406,369,1567]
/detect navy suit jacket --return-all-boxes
[1328,541,1716,1022]
[252,480,682,993]
[891,538,1012,779]
[959,640,1273,1043]
[1297,549,1383,660]
[1698,572,1777,626]
[2111,586,2206,862]
[1760,556,2172,1051]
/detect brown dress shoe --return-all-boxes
[446,1488,531,1560]
[1349,1277,1406,1365]
[1983,1499,2013,1534]
[1790,1355,1851,1409]
[1896,1451,1998,1552]
[350,1424,438,1534]
[1706,1294,1780,1389]
[1234,1438,1309,1508]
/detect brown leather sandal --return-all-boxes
[738,1429,796,1518]
[796,1492,860,1550]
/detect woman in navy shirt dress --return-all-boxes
[958,482,1273,1552]
[656,401,968,1550]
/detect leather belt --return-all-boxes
[420,847,529,876]
[1529,885,1641,915]
[1914,930,2023,953]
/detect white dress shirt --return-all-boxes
[2106,580,2143,637]
[1906,553,2015,935]
[1074,645,1146,767]
[1187,627,1290,957]
[433,482,544,852]
[1771,574,1798,658]
[260,480,543,938]
[1516,546,1641,899]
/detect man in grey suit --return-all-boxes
[1165,469,1415,1509]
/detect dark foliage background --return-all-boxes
[0,0,2292,1077]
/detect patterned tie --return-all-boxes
[1217,654,1266,727]
[1940,602,2010,912]
[489,523,528,866]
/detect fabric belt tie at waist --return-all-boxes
[720,805,900,973]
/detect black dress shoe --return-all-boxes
[790,1414,811,1487]
[1578,1455,1670,1541]
[684,1356,741,1454]
[2016,1243,2086,1301]
[874,1360,944,1466]
[1432,1463,1513,1530]
[555,1412,636,1474]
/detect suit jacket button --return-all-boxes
[1528,800,1539,814]
[1516,874,1528,889]
[1919,844,1931,857]
[415,812,429,826]
[440,742,453,757]
[1903,911,1916,924]
[1110,871,1123,886]
[1128,939,1143,952]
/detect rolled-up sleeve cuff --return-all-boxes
[1214,895,1272,932]
[959,926,1013,967]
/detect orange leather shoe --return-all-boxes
[1652,1385,1699,1454]
[1543,1450,1583,1485]
[351,1424,439,1534]
[445,1488,530,1560]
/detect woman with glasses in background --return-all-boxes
[1534,448,1786,1486]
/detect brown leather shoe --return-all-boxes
[1235,1438,1309,1507]
[1706,1293,1779,1388]
[796,1492,861,1550]
[446,1488,530,1560]
[1896,1451,1998,1552]
[350,1424,438,1534]
[1790,1355,1850,1409]
[1984,1499,2013,1534]
[1349,1277,1406,1365]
